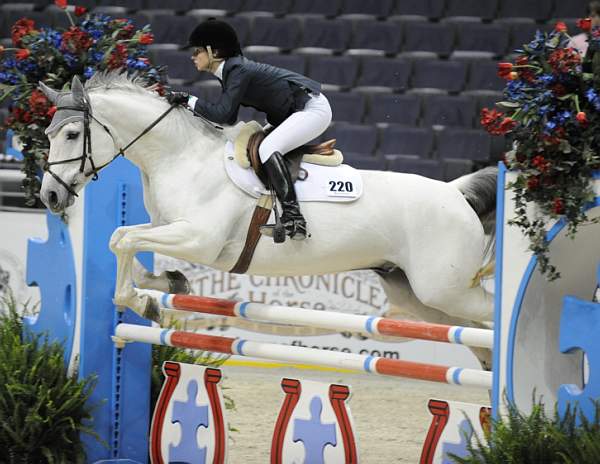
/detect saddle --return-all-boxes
[233,121,343,186]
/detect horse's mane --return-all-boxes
[85,70,157,95]
[85,71,224,140]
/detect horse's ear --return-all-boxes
[71,75,88,107]
[38,81,59,104]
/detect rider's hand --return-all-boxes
[167,91,190,106]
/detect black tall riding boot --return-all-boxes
[260,151,307,242]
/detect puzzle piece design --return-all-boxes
[558,264,600,422]
[25,212,76,364]
[440,418,474,464]
[293,396,337,464]
[169,380,210,464]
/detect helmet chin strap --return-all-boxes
[206,45,224,72]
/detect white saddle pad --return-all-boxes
[223,141,363,202]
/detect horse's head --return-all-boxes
[39,76,117,214]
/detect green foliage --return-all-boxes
[450,397,600,464]
[0,293,98,464]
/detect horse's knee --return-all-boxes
[112,234,136,254]
[109,228,127,252]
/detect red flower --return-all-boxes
[12,107,32,124]
[497,62,513,79]
[61,26,93,53]
[577,17,592,31]
[498,117,516,134]
[555,21,567,32]
[480,107,503,126]
[548,48,581,73]
[139,33,154,45]
[107,43,128,69]
[552,197,564,214]
[532,155,550,173]
[28,89,50,114]
[527,176,540,189]
[55,0,68,9]
[74,6,87,16]
[480,108,517,135]
[11,18,35,47]
[47,106,57,118]
[118,23,136,39]
[576,111,588,124]
[15,48,30,60]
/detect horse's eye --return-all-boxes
[66,132,79,140]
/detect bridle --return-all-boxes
[43,99,178,198]
[43,92,224,198]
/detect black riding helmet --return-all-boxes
[185,18,242,58]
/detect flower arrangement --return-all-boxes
[481,19,600,280]
[0,0,166,206]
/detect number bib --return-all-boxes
[224,142,364,203]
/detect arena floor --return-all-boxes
[222,365,490,463]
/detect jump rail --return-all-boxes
[114,323,493,389]
[153,291,494,349]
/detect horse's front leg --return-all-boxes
[110,224,153,316]
[131,257,191,295]
[110,220,223,320]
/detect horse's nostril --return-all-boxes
[49,191,58,207]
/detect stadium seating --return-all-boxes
[378,125,434,157]
[402,21,455,57]
[324,122,379,157]
[3,0,567,176]
[386,156,444,180]
[364,94,421,125]
[436,128,491,161]
[444,0,499,21]
[307,55,359,90]
[421,95,476,128]
[411,59,468,93]
[295,18,352,54]
[355,57,411,92]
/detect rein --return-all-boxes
[44,100,195,197]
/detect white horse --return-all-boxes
[39,73,496,361]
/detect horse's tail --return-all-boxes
[451,166,498,284]
[450,166,497,234]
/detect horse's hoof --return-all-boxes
[165,270,191,295]
[143,296,161,323]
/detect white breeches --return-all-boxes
[258,92,332,163]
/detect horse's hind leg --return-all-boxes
[132,258,191,295]
[378,269,492,371]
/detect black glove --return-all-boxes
[167,91,190,106]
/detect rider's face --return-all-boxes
[191,47,209,71]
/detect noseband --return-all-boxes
[44,100,177,198]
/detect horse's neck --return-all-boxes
[92,91,226,180]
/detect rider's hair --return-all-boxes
[588,1,600,16]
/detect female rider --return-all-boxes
[168,18,333,242]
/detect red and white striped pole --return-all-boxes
[114,323,493,389]
[152,291,493,349]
